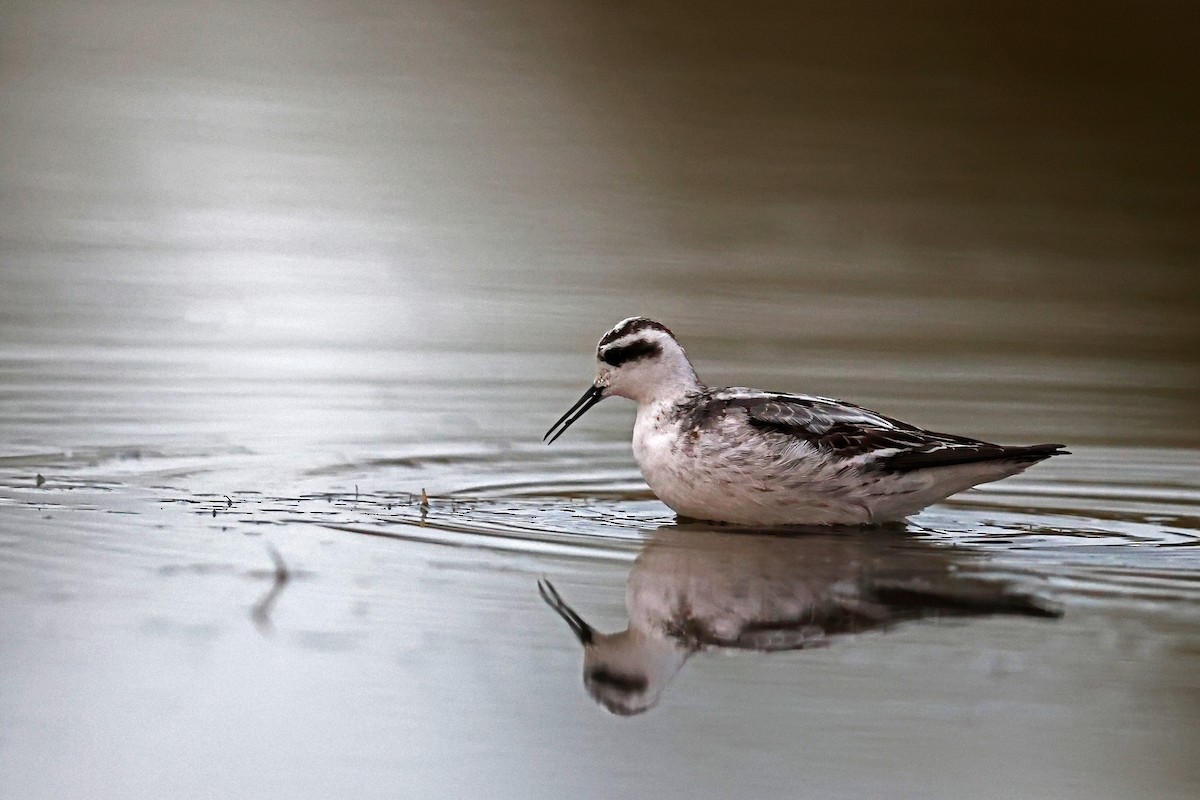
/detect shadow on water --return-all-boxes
[537,524,1061,716]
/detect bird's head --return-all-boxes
[544,317,700,443]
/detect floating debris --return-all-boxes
[35,474,45,488]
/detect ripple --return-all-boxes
[4,441,1199,612]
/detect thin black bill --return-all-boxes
[543,384,605,444]
[537,579,594,645]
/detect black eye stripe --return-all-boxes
[600,340,662,366]
[587,668,648,693]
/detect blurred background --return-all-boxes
[2,0,1197,454]
[1,2,1198,798]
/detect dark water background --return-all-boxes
[1,2,1198,798]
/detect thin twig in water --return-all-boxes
[251,543,291,635]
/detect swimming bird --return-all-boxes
[544,316,1067,526]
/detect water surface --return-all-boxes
[1,2,1198,798]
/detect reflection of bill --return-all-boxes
[539,526,1060,716]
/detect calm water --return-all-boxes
[2,1,1199,798]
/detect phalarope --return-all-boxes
[544,316,1067,526]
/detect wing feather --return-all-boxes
[710,390,1067,472]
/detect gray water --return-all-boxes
[2,2,1199,798]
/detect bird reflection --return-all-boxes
[539,525,1060,716]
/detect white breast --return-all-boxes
[630,400,872,525]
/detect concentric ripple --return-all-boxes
[3,441,1199,613]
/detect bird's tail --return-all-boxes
[1002,443,1070,463]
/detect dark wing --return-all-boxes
[718,390,1067,472]
[668,603,887,652]
[868,580,1061,619]
[729,602,897,650]
[728,580,1060,651]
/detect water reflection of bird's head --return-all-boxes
[539,524,1061,716]
[539,579,688,716]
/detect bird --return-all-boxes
[543,316,1067,526]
